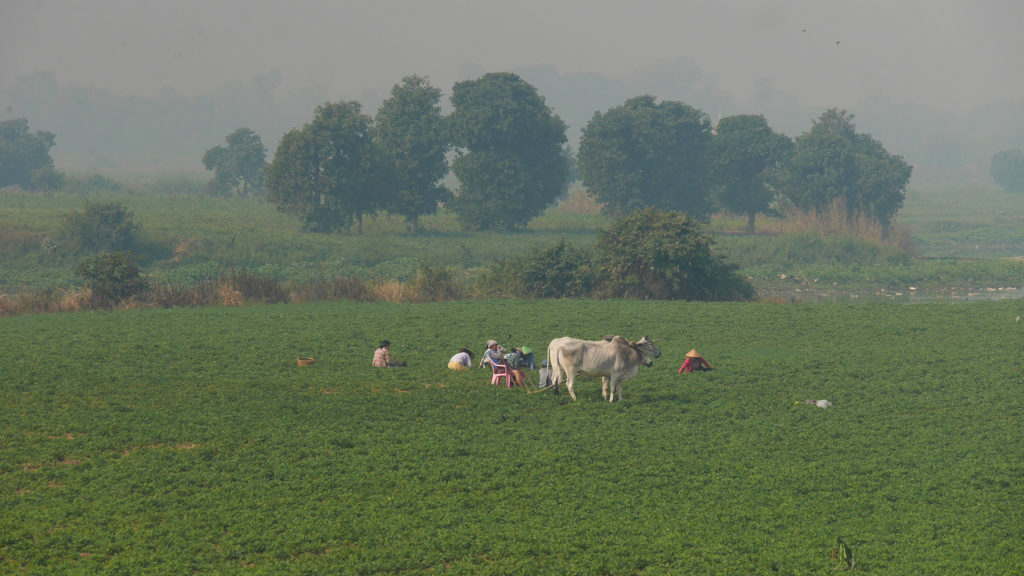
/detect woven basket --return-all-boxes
[297,357,316,367]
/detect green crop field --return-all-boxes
[3,299,1023,574]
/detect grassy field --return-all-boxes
[3,299,1023,574]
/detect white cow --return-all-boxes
[547,335,660,402]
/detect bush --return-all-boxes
[62,172,127,195]
[75,251,149,307]
[990,149,1024,193]
[61,201,138,254]
[409,264,463,301]
[473,239,595,298]
[594,207,753,300]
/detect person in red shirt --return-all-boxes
[679,349,713,373]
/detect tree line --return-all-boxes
[10,71,1024,234]
[206,73,918,236]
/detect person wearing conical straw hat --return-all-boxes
[679,349,713,373]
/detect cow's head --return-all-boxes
[634,336,661,367]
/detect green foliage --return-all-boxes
[30,165,66,190]
[375,76,452,232]
[266,101,389,233]
[990,149,1024,193]
[779,109,912,233]
[60,201,139,254]
[711,114,793,233]
[595,208,753,300]
[0,117,59,189]
[2,300,1023,573]
[578,95,713,218]
[201,128,267,197]
[75,251,148,306]
[476,238,596,298]
[410,264,463,301]
[448,73,569,230]
[61,172,127,195]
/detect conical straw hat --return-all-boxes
[685,349,701,358]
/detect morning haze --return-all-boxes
[2,0,1022,183]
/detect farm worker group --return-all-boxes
[375,336,711,384]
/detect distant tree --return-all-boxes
[201,128,267,197]
[447,72,569,230]
[265,101,389,233]
[0,117,60,190]
[374,76,451,232]
[990,149,1024,193]
[779,109,912,234]
[60,201,138,254]
[710,114,793,233]
[76,251,148,308]
[577,96,713,218]
[593,207,753,301]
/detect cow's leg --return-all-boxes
[608,377,619,402]
[566,374,577,401]
[601,377,609,399]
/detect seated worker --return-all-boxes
[503,348,528,387]
[679,349,713,373]
[519,346,536,370]
[480,339,507,368]
[372,340,406,367]
[448,347,474,370]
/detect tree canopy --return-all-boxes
[779,109,912,233]
[578,96,713,218]
[711,114,793,233]
[447,73,569,230]
[265,101,389,233]
[990,149,1024,193]
[0,117,58,190]
[201,128,267,197]
[374,76,451,232]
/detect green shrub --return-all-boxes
[75,251,148,307]
[594,207,753,300]
[410,264,464,301]
[61,172,127,195]
[61,201,138,254]
[481,238,596,298]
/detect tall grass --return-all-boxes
[778,197,917,256]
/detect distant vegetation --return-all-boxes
[2,178,1023,316]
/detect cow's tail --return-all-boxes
[548,341,562,390]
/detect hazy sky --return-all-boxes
[2,0,1022,114]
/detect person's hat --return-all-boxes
[521,346,532,355]
[486,339,498,348]
[686,349,701,358]
[460,347,474,358]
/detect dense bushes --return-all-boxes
[60,201,138,254]
[75,251,149,307]
[475,209,753,301]
[593,208,753,300]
